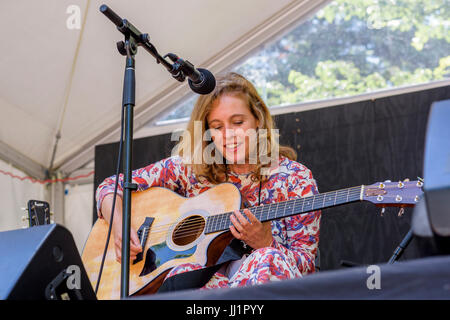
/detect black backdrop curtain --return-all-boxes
[93,85,450,271]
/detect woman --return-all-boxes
[96,72,321,291]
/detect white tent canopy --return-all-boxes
[0,0,330,250]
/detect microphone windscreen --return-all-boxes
[188,68,216,95]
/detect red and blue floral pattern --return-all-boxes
[96,155,321,287]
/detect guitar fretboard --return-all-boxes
[204,186,363,234]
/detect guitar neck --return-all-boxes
[204,185,363,234]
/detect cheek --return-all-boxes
[211,133,224,151]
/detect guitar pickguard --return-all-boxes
[140,241,197,277]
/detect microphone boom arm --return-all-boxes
[100,4,177,76]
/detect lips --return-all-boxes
[224,142,242,152]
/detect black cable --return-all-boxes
[388,229,414,264]
[95,105,125,295]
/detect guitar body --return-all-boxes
[82,183,241,300]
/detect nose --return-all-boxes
[224,128,236,141]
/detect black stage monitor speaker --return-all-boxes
[0,224,96,300]
[423,99,450,238]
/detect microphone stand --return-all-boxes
[120,37,137,299]
[99,4,183,299]
[388,229,413,264]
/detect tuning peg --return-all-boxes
[380,207,386,216]
[21,207,27,212]
[415,177,424,188]
[403,178,410,182]
[384,180,391,183]
[398,207,405,217]
[21,215,29,222]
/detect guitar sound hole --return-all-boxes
[172,215,205,246]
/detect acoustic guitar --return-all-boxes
[82,179,423,299]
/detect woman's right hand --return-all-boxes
[100,194,142,263]
[112,222,142,263]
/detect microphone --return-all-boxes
[166,53,216,95]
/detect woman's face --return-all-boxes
[207,94,259,167]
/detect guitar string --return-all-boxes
[127,181,416,243]
[140,188,363,243]
[167,188,362,241]
[137,187,362,238]
[146,196,363,244]
[141,188,362,239]
[129,183,416,246]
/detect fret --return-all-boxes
[334,190,341,206]
[215,214,219,232]
[215,214,222,232]
[214,214,219,232]
[205,186,364,234]
[205,217,210,234]
[247,207,254,221]
[221,213,227,231]
[252,206,258,221]
[284,200,293,220]
[303,198,308,211]
[226,213,231,229]
[205,216,210,233]
[300,197,305,213]
[334,190,342,205]
[274,202,279,219]
[318,194,323,209]
[326,191,336,207]
[260,205,266,222]
[218,214,223,231]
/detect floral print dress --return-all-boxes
[95,155,321,289]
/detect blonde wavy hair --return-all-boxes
[173,72,296,184]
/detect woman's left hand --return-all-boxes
[230,208,273,249]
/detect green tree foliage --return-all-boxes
[235,0,450,107]
[160,0,449,121]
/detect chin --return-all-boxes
[224,155,247,165]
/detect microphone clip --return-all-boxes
[164,53,190,83]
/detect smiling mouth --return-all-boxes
[224,143,242,151]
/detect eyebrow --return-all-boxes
[208,114,247,124]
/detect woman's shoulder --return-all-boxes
[157,155,192,173]
[276,156,314,179]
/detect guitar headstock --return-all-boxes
[363,179,424,215]
[23,200,52,227]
